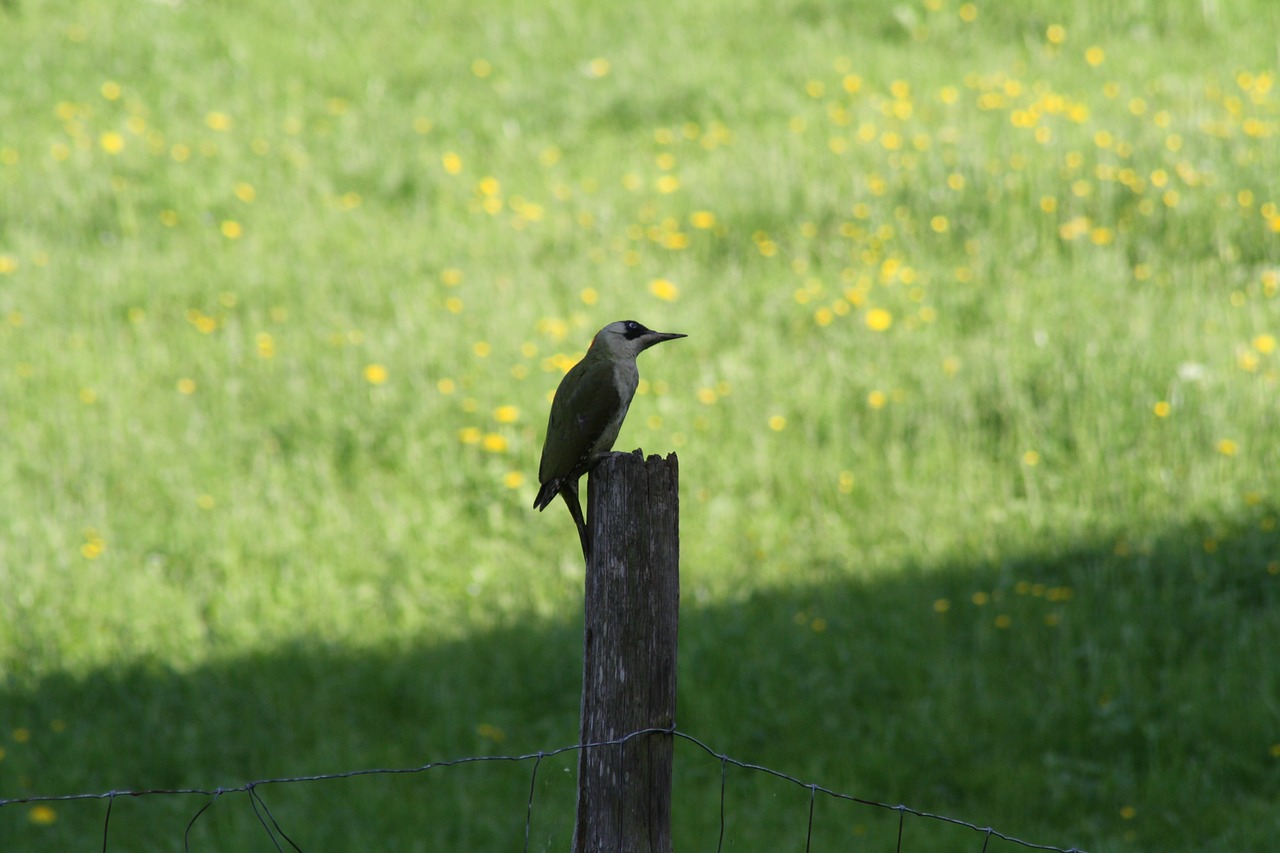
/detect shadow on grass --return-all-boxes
[2,512,1277,852]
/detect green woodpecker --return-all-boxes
[534,319,686,556]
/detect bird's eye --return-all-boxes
[626,321,638,331]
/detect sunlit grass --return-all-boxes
[2,0,1279,849]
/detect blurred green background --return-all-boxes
[2,0,1279,849]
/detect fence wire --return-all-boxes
[0,726,1089,853]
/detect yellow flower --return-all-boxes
[493,405,519,423]
[442,151,463,174]
[99,132,124,154]
[28,805,56,826]
[482,433,508,453]
[867,390,887,409]
[205,111,233,131]
[1046,24,1066,44]
[690,211,717,229]
[176,378,197,395]
[1252,334,1276,354]
[1023,450,1041,466]
[502,471,525,489]
[865,308,893,331]
[185,310,217,333]
[220,220,242,239]
[363,363,388,385]
[1217,439,1239,457]
[458,426,482,445]
[1085,46,1105,67]
[80,530,105,559]
[1153,401,1170,418]
[768,415,787,431]
[649,278,679,302]
[234,182,256,203]
[587,57,610,78]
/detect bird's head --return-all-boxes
[589,320,687,360]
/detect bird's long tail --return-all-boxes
[561,480,590,560]
[533,479,560,511]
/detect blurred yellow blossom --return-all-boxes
[28,805,56,826]
[865,308,893,331]
[690,211,717,229]
[649,278,679,301]
[205,111,233,131]
[99,132,124,154]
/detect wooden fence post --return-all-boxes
[572,450,679,853]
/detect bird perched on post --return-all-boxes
[534,319,686,558]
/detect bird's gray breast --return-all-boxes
[587,360,639,456]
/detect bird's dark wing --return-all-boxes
[538,361,621,487]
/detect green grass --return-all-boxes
[2,0,1280,849]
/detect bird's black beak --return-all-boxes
[643,331,687,349]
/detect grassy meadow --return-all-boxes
[2,0,1280,849]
